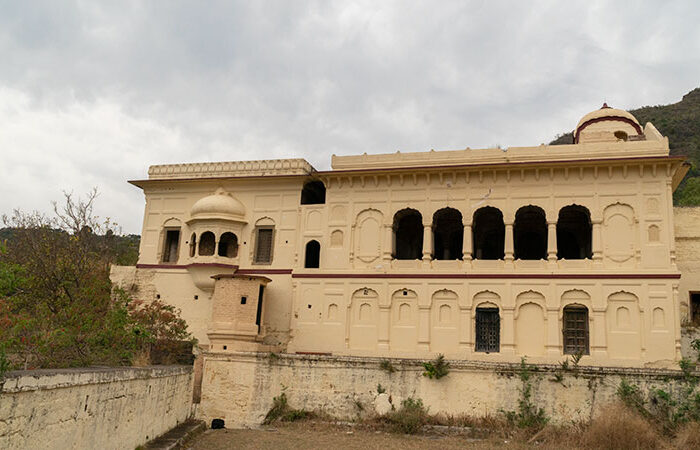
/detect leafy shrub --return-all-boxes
[263,392,315,424]
[504,358,548,429]
[422,354,450,379]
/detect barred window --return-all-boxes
[254,227,274,264]
[563,305,589,355]
[475,307,500,353]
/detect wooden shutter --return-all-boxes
[475,308,500,352]
[563,307,589,355]
[255,228,274,264]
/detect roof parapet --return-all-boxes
[147,158,315,180]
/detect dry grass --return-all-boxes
[534,403,665,450]
[673,420,700,448]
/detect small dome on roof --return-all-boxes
[189,188,246,222]
[574,103,643,143]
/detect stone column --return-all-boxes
[422,223,432,263]
[504,222,514,264]
[592,219,603,264]
[462,222,473,261]
[383,224,393,262]
[547,221,557,263]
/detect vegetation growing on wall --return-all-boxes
[0,190,193,370]
[551,87,700,206]
[422,354,450,379]
[503,358,548,429]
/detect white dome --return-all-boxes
[574,103,642,143]
[189,189,246,222]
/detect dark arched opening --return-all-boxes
[198,231,216,256]
[514,206,547,260]
[218,232,238,258]
[301,180,326,205]
[304,240,320,268]
[557,205,592,259]
[432,208,463,260]
[393,209,423,260]
[472,207,505,260]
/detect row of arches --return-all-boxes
[341,287,652,356]
[189,231,239,258]
[393,205,591,260]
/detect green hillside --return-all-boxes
[550,88,700,206]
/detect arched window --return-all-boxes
[562,305,589,355]
[557,205,592,259]
[514,206,547,260]
[475,307,500,353]
[189,233,197,257]
[393,209,423,260]
[304,240,320,268]
[300,180,326,205]
[218,232,238,258]
[198,231,216,256]
[432,208,463,260]
[472,207,505,260]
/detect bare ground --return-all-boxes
[189,421,543,450]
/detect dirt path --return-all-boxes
[189,422,532,450]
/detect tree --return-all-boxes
[0,190,194,370]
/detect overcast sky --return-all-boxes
[1,1,699,234]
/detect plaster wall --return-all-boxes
[198,352,690,428]
[0,366,193,450]
[674,206,700,323]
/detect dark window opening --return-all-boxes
[189,232,197,257]
[475,307,500,352]
[614,130,628,141]
[472,207,505,260]
[563,305,589,355]
[162,229,181,263]
[254,227,274,264]
[557,205,592,259]
[433,208,463,260]
[393,209,423,260]
[691,293,700,325]
[514,206,547,260]
[218,232,238,258]
[304,240,320,268]
[241,296,247,304]
[301,180,326,205]
[256,285,265,333]
[198,231,216,256]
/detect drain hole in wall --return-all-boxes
[307,304,312,309]
[212,419,225,429]
[223,345,227,350]
[194,295,198,300]
[156,294,160,299]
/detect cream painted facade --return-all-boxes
[113,105,691,368]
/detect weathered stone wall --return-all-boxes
[0,366,193,450]
[199,351,690,427]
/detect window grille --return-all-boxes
[563,307,589,355]
[254,227,274,264]
[475,308,500,352]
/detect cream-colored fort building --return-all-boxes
[113,105,696,368]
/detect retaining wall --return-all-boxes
[199,351,690,427]
[0,366,193,450]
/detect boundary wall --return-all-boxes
[0,366,193,450]
[199,351,690,427]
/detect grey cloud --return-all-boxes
[1,0,699,233]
